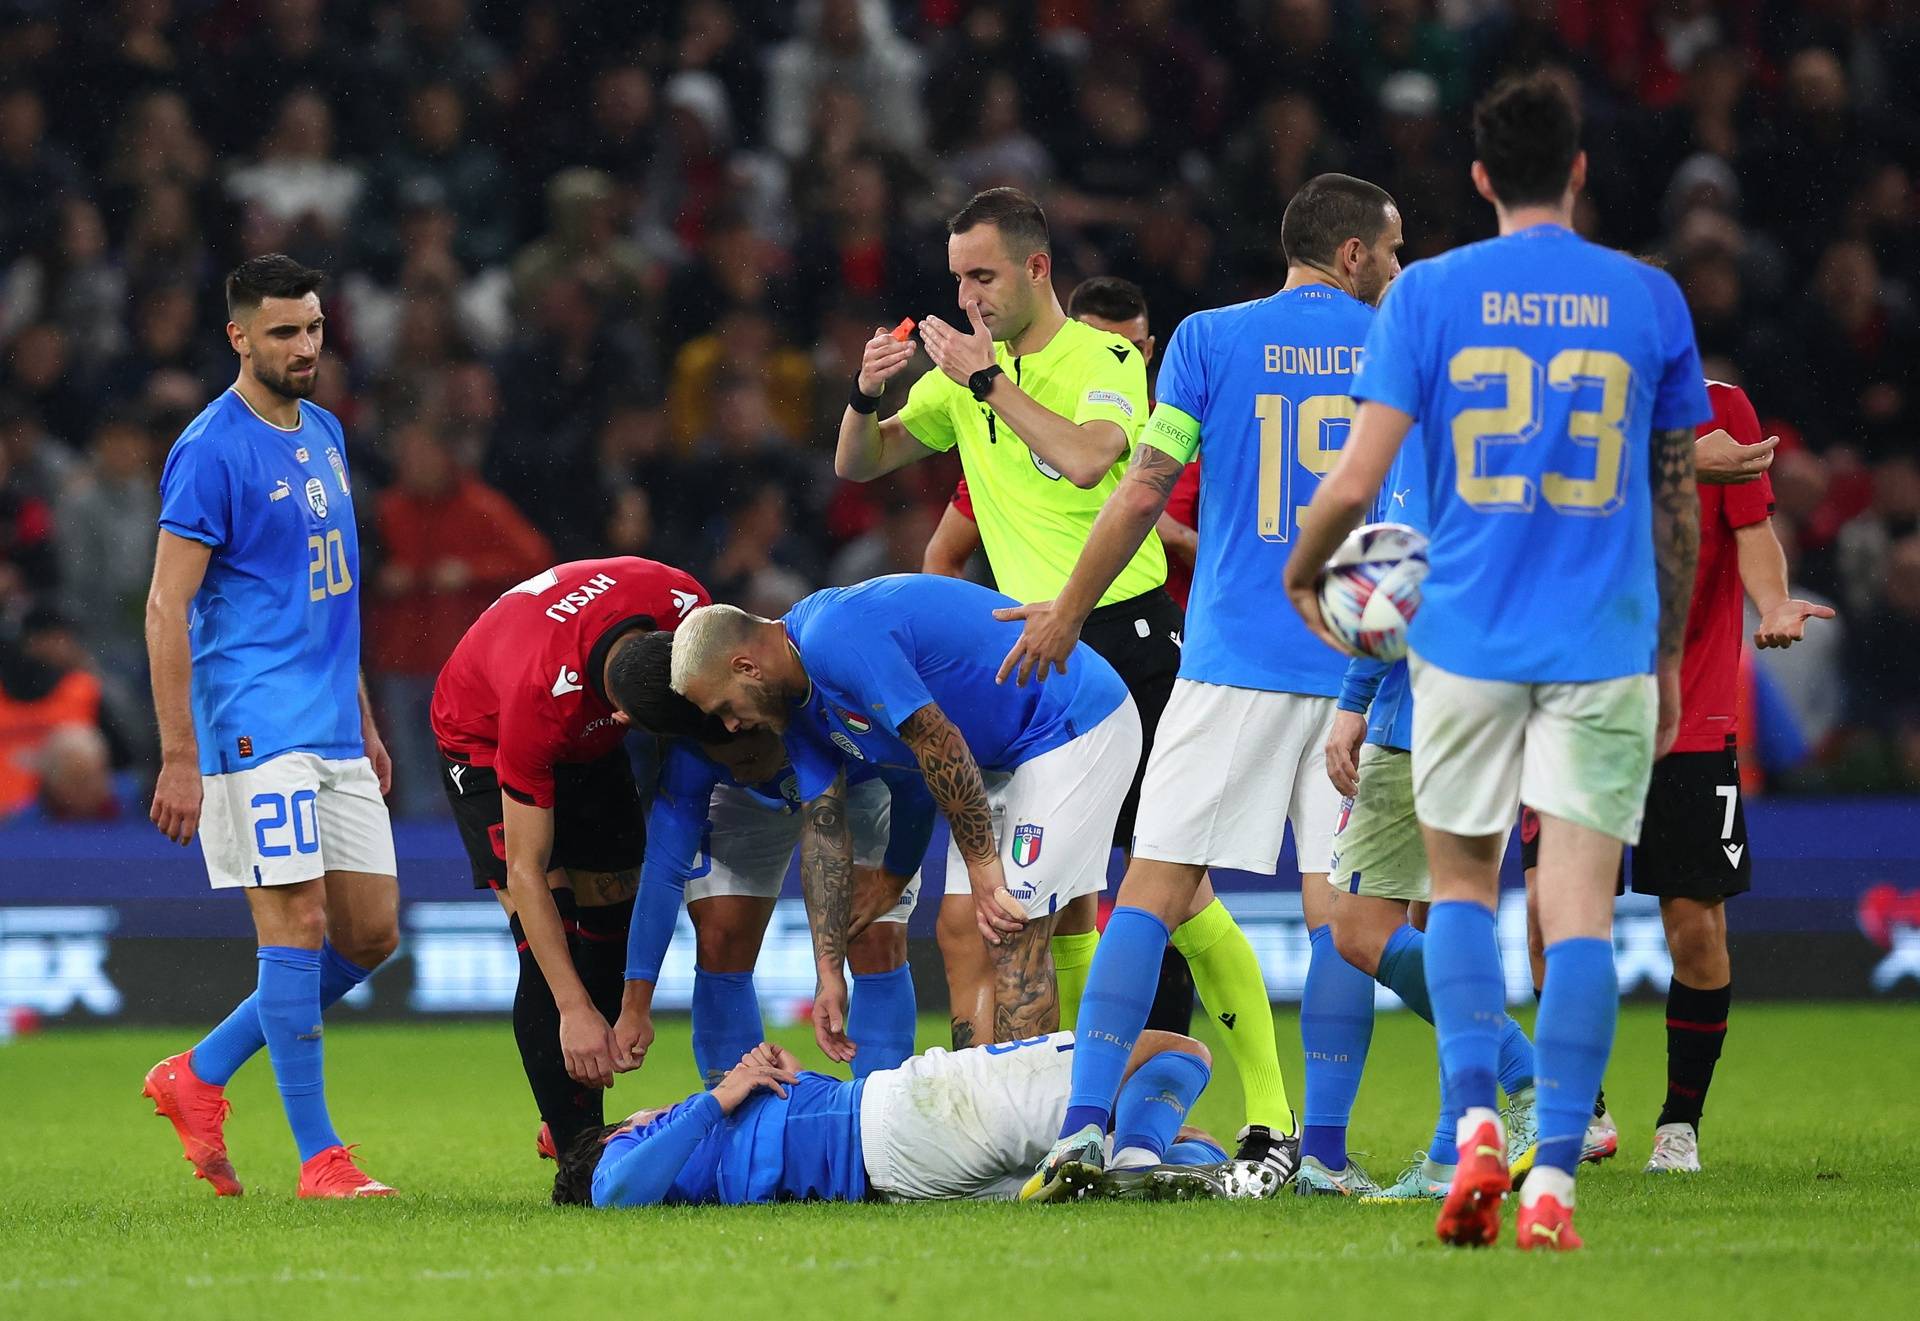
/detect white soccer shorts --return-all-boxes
[859,1031,1076,1201]
[689,776,918,923]
[199,751,396,890]
[1131,680,1341,875]
[1409,654,1657,843]
[939,699,1141,918]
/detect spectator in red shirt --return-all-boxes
[370,421,552,817]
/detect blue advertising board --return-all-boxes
[3,799,1916,1024]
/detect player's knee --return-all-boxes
[1139,1029,1211,1069]
[1663,903,1726,978]
[334,921,398,970]
[693,923,756,973]
[848,922,906,975]
[1330,915,1382,976]
[268,898,329,950]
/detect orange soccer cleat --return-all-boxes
[1516,1192,1584,1252]
[1434,1115,1510,1247]
[297,1144,397,1199]
[142,1051,243,1196]
[536,1122,557,1161]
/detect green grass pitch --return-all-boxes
[4,1004,1917,1320]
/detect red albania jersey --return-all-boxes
[430,557,709,807]
[1161,460,1200,609]
[1674,382,1775,753]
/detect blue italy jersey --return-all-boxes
[1146,287,1369,695]
[1351,226,1712,682]
[1337,439,1430,752]
[591,1074,866,1206]
[782,576,1126,773]
[627,742,934,983]
[158,391,364,775]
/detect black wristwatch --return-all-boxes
[968,363,1004,402]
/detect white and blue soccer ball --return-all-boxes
[1317,522,1429,662]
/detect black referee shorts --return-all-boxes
[1078,586,1185,851]
[440,748,647,890]
[1515,744,1750,901]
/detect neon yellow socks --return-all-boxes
[1174,899,1295,1132]
[1050,929,1099,1031]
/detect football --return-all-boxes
[1317,522,1430,661]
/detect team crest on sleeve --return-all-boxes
[838,709,872,734]
[1011,823,1044,867]
[304,477,328,518]
[326,446,349,494]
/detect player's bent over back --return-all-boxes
[143,255,399,1198]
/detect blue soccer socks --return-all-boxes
[256,946,341,1161]
[1059,907,1170,1139]
[848,963,917,1078]
[1300,923,1375,1169]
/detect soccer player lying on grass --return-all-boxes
[551,1032,1275,1207]
[611,631,933,1085]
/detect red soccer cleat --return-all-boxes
[297,1144,397,1198]
[1516,1192,1584,1251]
[142,1051,243,1197]
[1434,1116,1510,1247]
[536,1122,557,1161]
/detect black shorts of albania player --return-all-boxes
[440,747,646,890]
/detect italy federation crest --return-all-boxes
[1011,823,1043,868]
[305,477,328,518]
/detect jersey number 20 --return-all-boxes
[1448,347,1633,515]
[1254,393,1353,542]
[308,530,353,601]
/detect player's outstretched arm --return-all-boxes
[1284,402,1414,650]
[800,772,857,1063]
[836,327,933,482]
[146,531,213,846]
[1651,426,1703,757]
[1736,518,1835,649]
[898,703,1025,946]
[1695,428,1779,485]
[994,440,1185,686]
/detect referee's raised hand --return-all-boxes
[856,326,917,399]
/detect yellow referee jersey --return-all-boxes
[896,318,1166,606]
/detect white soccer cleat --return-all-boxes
[1644,1122,1701,1173]
[1582,1107,1620,1164]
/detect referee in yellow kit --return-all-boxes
[836,189,1297,1161]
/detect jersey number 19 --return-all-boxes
[1255,393,1353,542]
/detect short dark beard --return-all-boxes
[255,362,318,400]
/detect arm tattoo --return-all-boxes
[799,776,853,970]
[1649,425,1701,664]
[899,704,996,866]
[1127,442,1186,502]
[992,923,1060,1042]
[950,1018,976,1051]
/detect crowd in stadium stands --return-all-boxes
[1,0,1919,818]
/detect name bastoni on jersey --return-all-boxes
[1481,292,1611,327]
